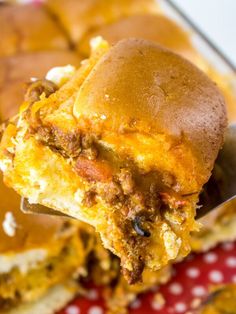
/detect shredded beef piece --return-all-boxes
[99,181,124,205]
[35,126,81,158]
[122,257,145,285]
[81,134,95,149]
[24,79,58,105]
[81,134,94,149]
[54,128,81,158]
[81,147,98,160]
[80,134,99,160]
[83,189,97,207]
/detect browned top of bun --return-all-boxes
[0,3,68,57]
[78,14,201,64]
[0,50,81,120]
[46,0,158,42]
[0,174,67,253]
[74,38,227,182]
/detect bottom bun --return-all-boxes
[6,281,78,314]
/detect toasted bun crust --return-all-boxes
[74,38,227,187]
[46,0,159,42]
[0,4,68,57]
[78,14,204,65]
[0,174,67,253]
[0,51,81,120]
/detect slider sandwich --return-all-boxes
[0,38,227,284]
[0,175,89,314]
[76,12,236,126]
[46,0,159,43]
[78,13,206,70]
[0,3,69,57]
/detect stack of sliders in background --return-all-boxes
[0,3,82,120]
[0,0,236,313]
[0,175,90,314]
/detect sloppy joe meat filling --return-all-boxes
[17,80,195,283]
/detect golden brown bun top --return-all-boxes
[0,3,68,57]
[0,50,82,121]
[0,174,67,253]
[74,38,227,180]
[46,0,159,42]
[78,14,201,64]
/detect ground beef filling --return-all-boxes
[28,120,190,283]
[24,82,191,284]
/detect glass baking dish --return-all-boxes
[157,0,236,93]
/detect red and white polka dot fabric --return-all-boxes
[59,241,236,314]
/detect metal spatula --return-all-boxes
[21,197,74,218]
[196,123,236,219]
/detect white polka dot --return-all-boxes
[209,270,224,283]
[192,285,207,297]
[169,283,183,295]
[222,242,234,251]
[203,252,218,264]
[66,306,80,314]
[151,293,166,311]
[87,289,99,300]
[226,257,236,268]
[186,267,200,278]
[175,302,187,313]
[151,300,164,311]
[88,306,103,314]
[130,299,141,309]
